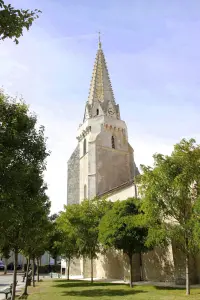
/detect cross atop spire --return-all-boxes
[98,31,102,49]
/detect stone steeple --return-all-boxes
[84,34,120,121]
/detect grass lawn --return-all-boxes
[26,279,200,300]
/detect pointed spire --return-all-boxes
[86,34,118,116]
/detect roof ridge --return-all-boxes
[97,180,135,198]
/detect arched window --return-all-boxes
[84,184,87,199]
[111,136,115,149]
[83,139,86,155]
[96,109,99,115]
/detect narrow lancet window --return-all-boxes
[96,109,99,115]
[83,139,86,155]
[111,136,115,149]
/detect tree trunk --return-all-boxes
[134,183,138,198]
[139,252,143,281]
[11,250,18,300]
[54,257,57,265]
[185,237,190,295]
[24,257,28,276]
[4,258,8,274]
[22,258,26,274]
[22,257,30,296]
[48,253,51,273]
[91,254,93,284]
[186,253,190,295]
[36,258,40,282]
[129,254,133,288]
[67,257,70,280]
[32,258,35,287]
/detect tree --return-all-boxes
[62,198,112,283]
[0,0,41,44]
[47,214,62,266]
[20,192,51,296]
[138,138,200,295]
[56,212,80,280]
[0,91,49,300]
[33,215,51,284]
[99,198,149,288]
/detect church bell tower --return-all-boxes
[67,35,135,205]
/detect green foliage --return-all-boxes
[138,138,200,253]
[99,198,150,287]
[99,198,149,257]
[38,264,61,273]
[23,264,60,274]
[0,91,50,299]
[58,198,112,282]
[138,138,200,294]
[0,0,41,44]
[22,194,51,260]
[55,212,81,280]
[0,91,50,251]
[0,242,10,259]
[56,211,79,261]
[64,198,112,260]
[47,216,63,263]
[46,213,62,263]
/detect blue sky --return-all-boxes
[1,0,200,213]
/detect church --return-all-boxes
[66,38,200,284]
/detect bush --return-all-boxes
[38,265,49,273]
[39,264,60,273]
[23,264,61,274]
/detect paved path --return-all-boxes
[0,274,25,300]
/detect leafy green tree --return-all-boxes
[0,91,49,300]
[99,198,149,288]
[0,0,41,44]
[20,192,51,296]
[47,216,62,266]
[138,138,200,295]
[33,218,51,284]
[56,212,80,280]
[1,170,48,300]
[63,198,112,283]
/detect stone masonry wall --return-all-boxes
[142,246,175,282]
[67,145,80,205]
[96,146,131,195]
[128,144,134,180]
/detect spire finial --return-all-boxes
[98,31,102,49]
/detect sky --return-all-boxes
[0,0,200,213]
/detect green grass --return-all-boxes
[27,279,200,300]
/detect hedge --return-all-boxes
[23,264,61,274]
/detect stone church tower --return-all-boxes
[67,38,138,208]
[66,37,140,279]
